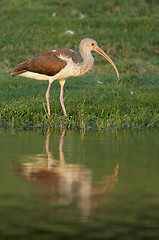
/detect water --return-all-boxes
[0,128,159,239]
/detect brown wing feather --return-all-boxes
[11,50,67,77]
[55,49,83,64]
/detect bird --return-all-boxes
[11,38,119,117]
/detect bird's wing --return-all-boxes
[11,50,67,77]
[55,49,83,64]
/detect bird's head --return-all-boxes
[80,38,98,51]
[80,38,119,80]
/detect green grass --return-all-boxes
[0,0,159,130]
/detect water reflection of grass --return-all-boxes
[0,0,159,129]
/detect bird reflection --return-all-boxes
[14,129,119,220]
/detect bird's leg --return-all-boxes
[46,81,52,117]
[59,80,67,116]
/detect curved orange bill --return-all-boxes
[93,45,119,80]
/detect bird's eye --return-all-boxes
[91,43,95,46]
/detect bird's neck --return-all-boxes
[79,48,94,75]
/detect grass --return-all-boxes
[0,0,159,130]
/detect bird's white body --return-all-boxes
[19,49,94,83]
[19,71,49,80]
[18,55,80,81]
[11,38,119,117]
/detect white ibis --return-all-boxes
[11,38,119,117]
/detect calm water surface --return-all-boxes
[0,128,159,239]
